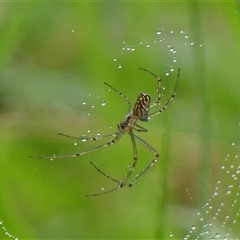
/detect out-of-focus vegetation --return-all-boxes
[1,2,240,239]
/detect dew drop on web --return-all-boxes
[156,29,162,35]
[81,135,87,142]
[101,100,106,106]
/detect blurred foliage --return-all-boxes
[1,2,240,239]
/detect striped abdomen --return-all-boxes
[132,93,151,122]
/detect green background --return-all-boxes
[1,2,240,239]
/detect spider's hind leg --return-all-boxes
[85,162,125,197]
[89,161,120,184]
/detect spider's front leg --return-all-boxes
[58,131,118,142]
[29,131,124,159]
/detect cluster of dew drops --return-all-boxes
[112,29,202,75]
[72,89,113,148]
[0,220,18,240]
[169,137,240,239]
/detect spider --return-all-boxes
[30,67,180,197]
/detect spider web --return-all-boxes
[1,3,240,239]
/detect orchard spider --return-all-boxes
[30,67,180,197]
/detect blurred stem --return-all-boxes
[155,113,171,239]
[189,1,211,235]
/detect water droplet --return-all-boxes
[82,100,86,105]
[146,43,150,47]
[169,232,173,237]
[87,112,90,116]
[118,64,122,69]
[184,34,189,38]
[173,56,177,62]
[96,131,101,136]
[73,141,77,146]
[170,29,173,34]
[101,100,106,106]
[87,128,91,133]
[131,46,135,51]
[156,29,162,35]
[165,71,169,76]
[113,57,117,62]
[191,225,196,230]
[101,187,104,191]
[126,46,130,51]
[122,47,125,51]
[0,220,2,224]
[71,29,75,33]
[180,30,184,34]
[190,42,194,45]
[91,104,95,108]
[81,135,87,142]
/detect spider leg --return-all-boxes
[58,132,118,141]
[85,129,138,197]
[139,67,162,108]
[85,184,123,197]
[121,129,138,185]
[128,134,159,187]
[104,82,131,113]
[133,123,148,132]
[85,162,124,197]
[149,68,180,117]
[89,161,120,183]
[29,131,124,159]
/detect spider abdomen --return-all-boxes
[133,93,151,122]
